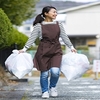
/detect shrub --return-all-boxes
[0,8,13,49]
[0,8,28,49]
[76,45,89,50]
[10,28,28,49]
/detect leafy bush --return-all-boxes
[0,0,38,25]
[0,8,28,49]
[0,8,13,49]
[11,28,28,49]
[76,45,89,50]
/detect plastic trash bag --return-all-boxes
[5,50,34,79]
[61,52,90,81]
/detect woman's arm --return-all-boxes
[59,22,76,52]
[21,23,41,52]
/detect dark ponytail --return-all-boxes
[33,14,44,26]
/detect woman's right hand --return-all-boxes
[18,50,25,53]
[18,47,27,53]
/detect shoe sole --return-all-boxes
[42,97,49,99]
[51,95,57,98]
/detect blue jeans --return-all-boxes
[40,67,60,93]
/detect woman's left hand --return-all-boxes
[71,46,77,53]
[71,49,77,53]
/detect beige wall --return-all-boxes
[65,5,100,36]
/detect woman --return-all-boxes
[19,6,76,99]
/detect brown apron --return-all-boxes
[33,22,62,71]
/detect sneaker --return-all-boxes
[42,91,49,99]
[50,87,58,97]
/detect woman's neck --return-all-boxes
[44,18,53,22]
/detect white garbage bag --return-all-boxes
[61,52,90,81]
[5,50,34,79]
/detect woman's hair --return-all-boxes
[33,6,56,26]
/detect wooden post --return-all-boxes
[94,72,98,80]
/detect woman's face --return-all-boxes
[45,8,57,20]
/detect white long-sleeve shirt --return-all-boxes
[23,21,74,51]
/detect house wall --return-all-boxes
[65,5,100,36]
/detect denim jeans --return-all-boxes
[40,67,60,93]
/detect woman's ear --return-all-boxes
[44,12,48,16]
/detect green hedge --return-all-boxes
[0,8,13,48]
[10,28,28,49]
[76,45,89,50]
[0,8,28,49]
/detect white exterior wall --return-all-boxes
[65,5,100,36]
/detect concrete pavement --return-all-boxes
[0,77,100,100]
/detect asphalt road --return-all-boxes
[0,77,100,100]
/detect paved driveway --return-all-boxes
[0,77,100,100]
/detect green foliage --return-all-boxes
[11,28,28,49]
[0,8,13,48]
[76,45,89,50]
[0,8,28,49]
[35,37,40,45]
[61,45,65,50]
[0,0,38,25]
[82,73,90,77]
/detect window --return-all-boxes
[24,26,30,31]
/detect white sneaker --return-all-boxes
[42,91,49,99]
[50,87,58,97]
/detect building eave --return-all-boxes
[58,1,100,13]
